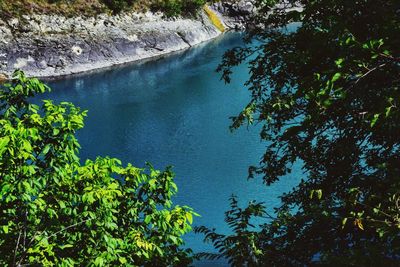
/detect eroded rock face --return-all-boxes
[211,0,256,29]
[0,11,222,77]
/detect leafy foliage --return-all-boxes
[195,196,266,266]
[0,71,196,266]
[0,0,208,17]
[151,0,206,17]
[100,0,208,15]
[101,0,136,13]
[199,0,400,265]
[0,0,105,17]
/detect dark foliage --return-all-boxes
[101,0,135,13]
[198,0,400,266]
[151,0,206,17]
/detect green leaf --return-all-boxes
[0,136,10,155]
[186,213,193,224]
[59,200,66,209]
[169,235,178,244]
[42,144,51,155]
[144,215,152,224]
[316,189,322,200]
[59,244,74,249]
[331,72,341,82]
[371,113,380,127]
[342,218,348,229]
[335,58,344,67]
[385,107,392,117]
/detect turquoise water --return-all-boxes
[42,33,299,264]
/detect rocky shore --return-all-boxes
[0,1,254,78]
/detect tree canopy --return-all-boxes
[0,0,208,17]
[0,71,196,266]
[197,0,400,266]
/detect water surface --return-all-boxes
[42,33,300,264]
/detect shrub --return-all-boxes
[101,0,135,13]
[152,0,206,18]
[0,71,196,266]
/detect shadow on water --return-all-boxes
[37,32,301,265]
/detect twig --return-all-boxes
[13,229,22,266]
[40,218,92,242]
[354,63,386,85]
[16,218,92,266]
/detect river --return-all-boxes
[42,32,300,265]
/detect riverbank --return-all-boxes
[0,1,254,78]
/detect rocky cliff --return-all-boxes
[211,0,255,30]
[0,1,254,78]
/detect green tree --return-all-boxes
[151,0,206,17]
[0,71,196,266]
[101,0,135,14]
[198,0,400,265]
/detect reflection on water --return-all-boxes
[39,32,300,263]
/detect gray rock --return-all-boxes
[0,9,223,78]
[211,0,255,30]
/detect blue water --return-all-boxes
[41,33,300,264]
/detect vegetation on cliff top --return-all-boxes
[0,0,213,17]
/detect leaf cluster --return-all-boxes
[195,196,267,266]
[0,71,196,266]
[203,0,400,265]
[151,0,207,17]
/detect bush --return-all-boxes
[101,0,135,13]
[202,0,400,265]
[0,71,196,266]
[152,0,206,17]
[182,0,206,14]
